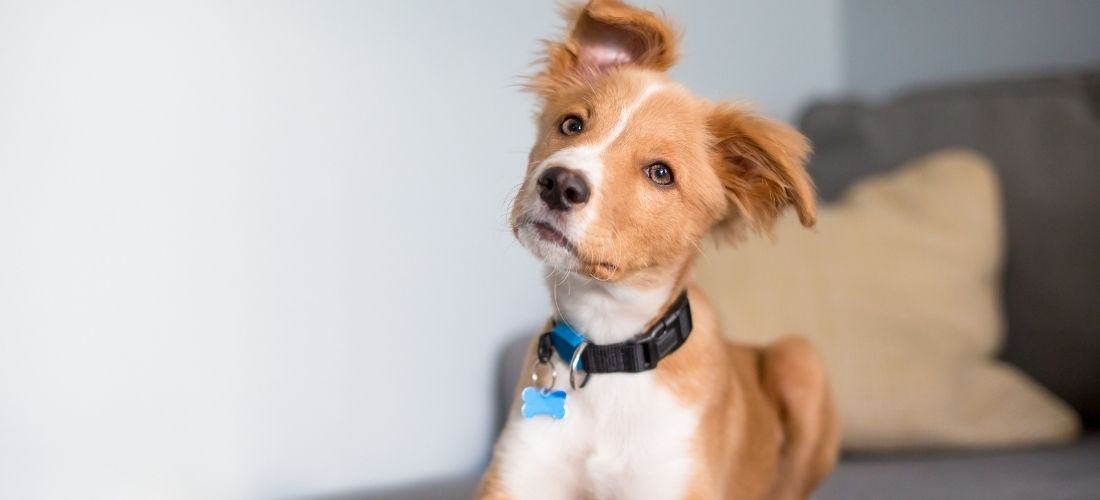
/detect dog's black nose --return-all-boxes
[537,166,590,211]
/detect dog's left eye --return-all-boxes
[644,162,674,186]
[560,115,584,136]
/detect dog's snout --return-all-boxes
[537,166,590,211]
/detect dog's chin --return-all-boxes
[516,223,581,272]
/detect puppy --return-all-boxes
[480,1,839,498]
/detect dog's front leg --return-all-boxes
[478,416,586,500]
[479,334,583,500]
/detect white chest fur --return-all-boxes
[498,369,700,500]
[495,273,701,500]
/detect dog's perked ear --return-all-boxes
[528,0,679,97]
[708,103,816,235]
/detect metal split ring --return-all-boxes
[530,359,557,391]
[569,341,591,390]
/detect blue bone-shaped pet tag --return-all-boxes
[521,387,568,420]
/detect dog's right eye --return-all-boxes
[560,115,584,136]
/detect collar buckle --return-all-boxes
[638,337,660,370]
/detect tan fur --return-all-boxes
[663,286,840,499]
[484,1,839,498]
[708,103,817,235]
[527,0,680,99]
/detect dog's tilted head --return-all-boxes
[511,0,816,282]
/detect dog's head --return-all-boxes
[512,0,815,282]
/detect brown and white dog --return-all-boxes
[480,1,839,498]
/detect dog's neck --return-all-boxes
[546,262,689,345]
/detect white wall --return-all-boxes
[0,1,842,499]
[842,0,1100,96]
[659,0,843,120]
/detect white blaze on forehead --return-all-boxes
[528,82,667,240]
[590,82,666,152]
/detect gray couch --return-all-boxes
[351,69,1100,499]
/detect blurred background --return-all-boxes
[1,1,1098,499]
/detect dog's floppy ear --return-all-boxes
[528,0,679,97]
[708,103,816,235]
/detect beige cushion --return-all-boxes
[695,149,1081,450]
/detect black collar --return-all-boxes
[538,290,693,379]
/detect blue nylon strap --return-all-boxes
[550,322,585,371]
